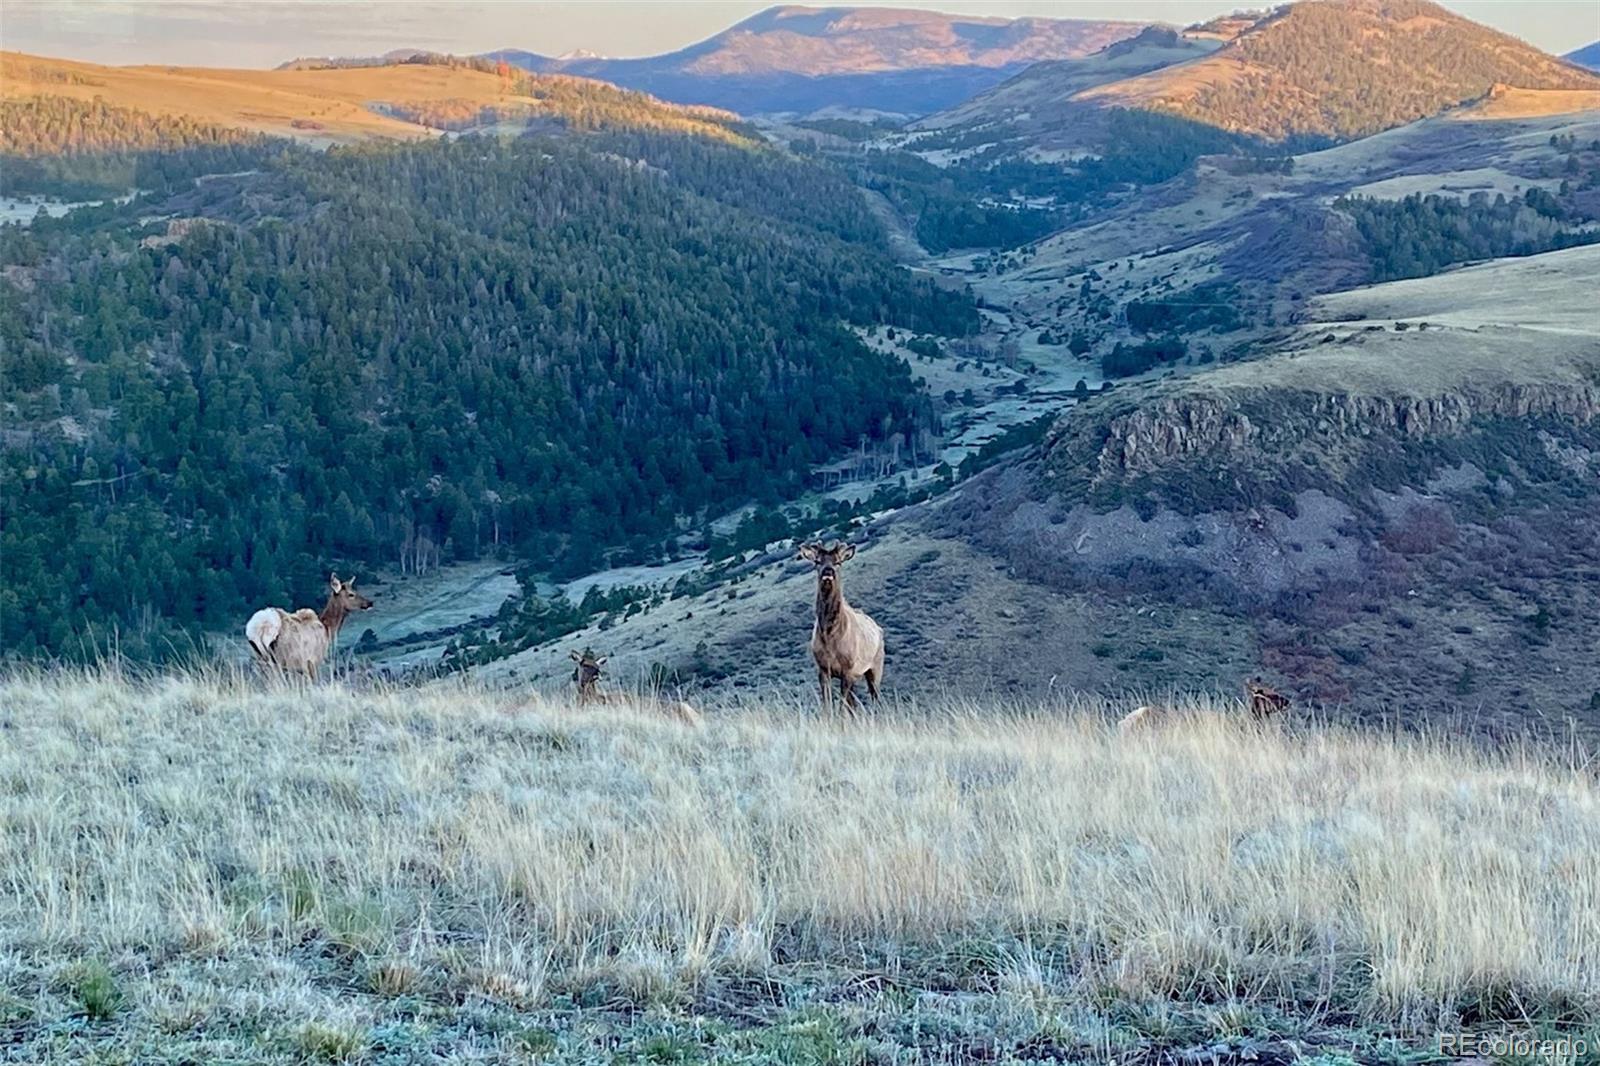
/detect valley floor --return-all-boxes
[1,669,1595,1063]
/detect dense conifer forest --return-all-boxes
[0,125,974,658]
[0,97,282,198]
[1336,188,1600,281]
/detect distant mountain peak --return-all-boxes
[1077,0,1600,141]
[491,5,1150,115]
[1566,40,1600,71]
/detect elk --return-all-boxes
[1245,677,1291,719]
[569,649,702,726]
[798,541,884,715]
[1117,703,1166,734]
[245,574,373,680]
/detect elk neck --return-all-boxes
[319,594,350,639]
[814,575,846,632]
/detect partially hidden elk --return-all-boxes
[569,649,702,726]
[1245,677,1292,720]
[798,541,884,715]
[1118,679,1291,735]
[245,574,373,680]
[1117,703,1166,734]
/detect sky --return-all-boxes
[3,0,1595,68]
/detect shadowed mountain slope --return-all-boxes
[486,5,1149,115]
[1567,41,1600,71]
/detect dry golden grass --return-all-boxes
[1452,86,1600,119]
[0,50,743,145]
[0,666,1595,1059]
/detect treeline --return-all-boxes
[288,52,743,140]
[841,148,1063,252]
[1,131,975,658]
[1125,281,1246,335]
[1337,189,1600,282]
[831,110,1243,253]
[0,96,281,198]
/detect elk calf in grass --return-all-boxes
[1246,677,1291,719]
[799,541,884,715]
[245,574,373,680]
[1117,703,1167,734]
[569,649,702,726]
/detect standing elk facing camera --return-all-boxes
[799,541,884,716]
[245,573,373,680]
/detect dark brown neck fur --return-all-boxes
[320,594,350,639]
[815,578,845,632]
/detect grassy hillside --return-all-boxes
[912,27,1221,132]
[1,668,1595,1061]
[915,0,1600,151]
[0,50,742,147]
[1081,0,1600,141]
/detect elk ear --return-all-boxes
[836,544,856,563]
[346,576,356,588]
[798,543,821,562]
[329,573,342,592]
[595,656,608,666]
[570,650,583,662]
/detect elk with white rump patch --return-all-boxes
[245,574,373,680]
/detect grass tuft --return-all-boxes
[64,959,121,1021]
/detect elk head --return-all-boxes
[329,573,375,613]
[798,541,856,592]
[570,648,608,696]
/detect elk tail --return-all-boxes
[245,608,281,660]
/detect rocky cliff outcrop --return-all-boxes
[1045,378,1600,496]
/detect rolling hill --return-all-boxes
[1079,0,1600,141]
[486,5,1150,116]
[916,0,1600,146]
[0,50,741,149]
[913,27,1221,132]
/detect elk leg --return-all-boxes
[839,676,860,716]
[864,667,881,701]
[817,667,832,714]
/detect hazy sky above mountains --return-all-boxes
[4,1,1593,67]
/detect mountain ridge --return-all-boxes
[1566,40,1600,70]
[917,0,1600,144]
[0,49,744,158]
[484,5,1150,115]
[1079,0,1600,141]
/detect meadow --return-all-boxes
[0,667,1595,1063]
